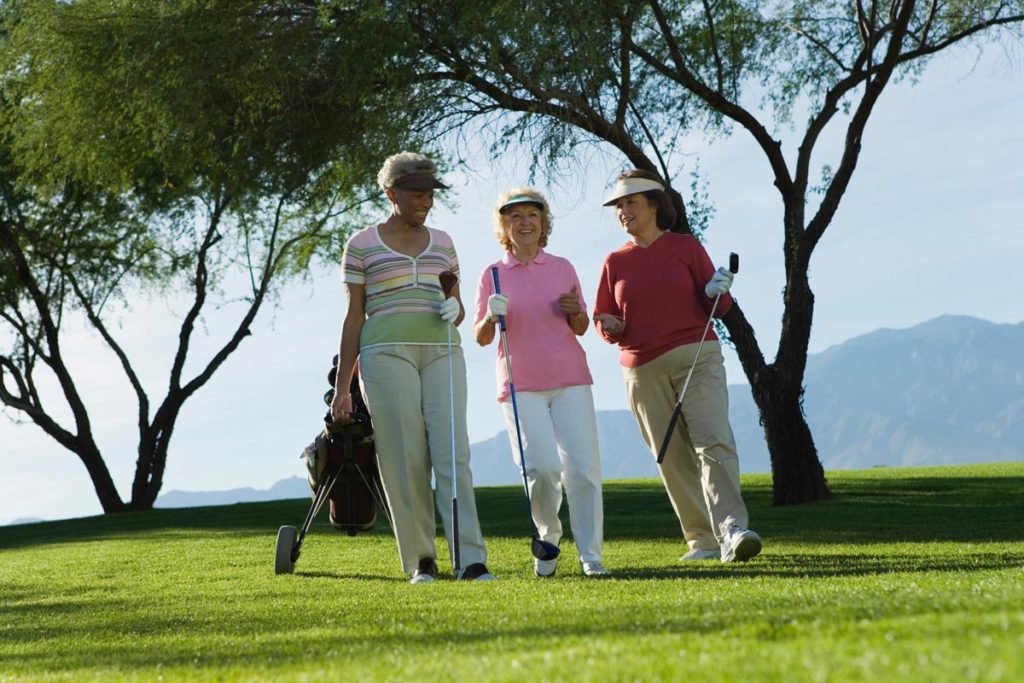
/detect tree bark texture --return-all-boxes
[724,295,832,506]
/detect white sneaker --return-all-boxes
[535,557,558,577]
[679,547,721,561]
[581,561,610,577]
[719,522,762,563]
[408,573,435,584]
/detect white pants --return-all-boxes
[500,384,604,563]
[359,344,487,574]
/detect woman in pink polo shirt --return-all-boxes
[473,187,608,578]
[593,169,762,564]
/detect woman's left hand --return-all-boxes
[439,296,460,323]
[557,285,582,316]
[705,267,734,298]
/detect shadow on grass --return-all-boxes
[606,549,1024,580]
[2,467,1022,552]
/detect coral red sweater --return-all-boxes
[594,232,733,368]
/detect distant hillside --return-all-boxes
[731,315,1024,471]
[5,517,44,526]
[158,315,1023,506]
[158,478,309,509]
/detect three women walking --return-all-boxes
[329,153,760,582]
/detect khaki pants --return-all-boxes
[622,341,748,550]
[359,344,487,574]
[500,384,604,563]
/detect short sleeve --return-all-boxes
[342,235,365,285]
[474,263,497,324]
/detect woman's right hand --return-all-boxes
[330,391,354,423]
[594,313,625,338]
[487,293,509,321]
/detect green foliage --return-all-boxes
[0,0,447,511]
[7,1,391,199]
[1,0,434,279]
[1,464,1022,681]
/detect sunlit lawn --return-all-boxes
[1,463,1022,681]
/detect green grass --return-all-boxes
[2,463,1023,682]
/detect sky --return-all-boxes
[2,48,1022,525]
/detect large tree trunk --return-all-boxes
[77,443,128,513]
[749,367,831,505]
[724,297,831,505]
[130,419,176,510]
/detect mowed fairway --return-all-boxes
[1,463,1022,682]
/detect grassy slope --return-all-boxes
[1,463,1022,682]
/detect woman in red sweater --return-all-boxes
[593,169,762,563]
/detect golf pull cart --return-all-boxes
[274,366,391,575]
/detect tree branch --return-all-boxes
[804,0,920,250]
[701,0,727,92]
[627,34,795,198]
[167,199,226,392]
[63,267,151,433]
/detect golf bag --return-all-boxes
[301,369,387,536]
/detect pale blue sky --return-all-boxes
[2,49,1022,525]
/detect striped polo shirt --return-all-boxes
[343,225,462,348]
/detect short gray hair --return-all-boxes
[377,152,439,191]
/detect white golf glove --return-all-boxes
[439,296,460,323]
[486,293,509,321]
[704,267,734,298]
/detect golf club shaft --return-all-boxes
[656,252,739,464]
[446,322,460,571]
[491,267,543,535]
[439,271,461,572]
[656,294,720,464]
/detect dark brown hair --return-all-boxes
[617,169,677,230]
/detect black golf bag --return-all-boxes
[303,409,382,535]
[303,366,387,536]
[276,362,390,574]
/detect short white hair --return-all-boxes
[377,151,439,191]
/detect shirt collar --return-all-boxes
[501,248,548,268]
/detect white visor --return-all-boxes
[602,177,666,206]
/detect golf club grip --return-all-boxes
[656,402,684,464]
[490,266,508,332]
[729,252,739,274]
[439,270,458,298]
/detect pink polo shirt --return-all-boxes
[474,249,594,402]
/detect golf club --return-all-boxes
[490,266,561,562]
[656,252,739,464]
[439,270,461,573]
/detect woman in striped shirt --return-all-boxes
[330,152,494,583]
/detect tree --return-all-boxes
[352,0,1024,504]
[0,0,427,511]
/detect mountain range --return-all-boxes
[156,315,1023,508]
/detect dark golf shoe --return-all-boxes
[409,557,438,584]
[459,562,497,581]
